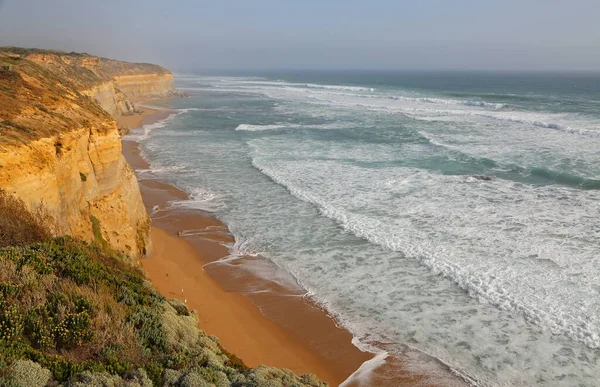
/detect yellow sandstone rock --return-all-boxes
[0,48,175,261]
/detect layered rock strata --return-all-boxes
[0,48,173,260]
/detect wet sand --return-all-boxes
[119,104,467,387]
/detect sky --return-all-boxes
[0,0,599,71]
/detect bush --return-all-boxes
[118,285,137,306]
[0,303,23,343]
[5,360,51,387]
[162,368,184,386]
[168,299,190,316]
[191,367,229,387]
[0,377,19,387]
[127,307,166,352]
[66,369,152,387]
[162,302,199,351]
[0,190,52,248]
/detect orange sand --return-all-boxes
[117,106,173,131]
[147,226,345,383]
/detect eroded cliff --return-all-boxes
[19,48,175,117]
[0,48,174,260]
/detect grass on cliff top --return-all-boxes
[0,190,327,387]
[0,52,113,146]
[0,46,171,147]
[0,46,171,78]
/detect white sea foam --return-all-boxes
[340,339,389,387]
[209,78,509,110]
[361,104,600,138]
[220,78,375,92]
[208,77,600,138]
[235,122,349,131]
[235,124,287,131]
[368,94,506,109]
[302,83,375,92]
[249,140,600,349]
[123,106,199,141]
[168,186,223,212]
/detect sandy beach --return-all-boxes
[120,107,372,386]
[119,106,465,387]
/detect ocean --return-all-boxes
[132,71,600,386]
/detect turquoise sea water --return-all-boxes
[131,71,600,386]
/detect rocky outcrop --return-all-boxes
[0,48,173,261]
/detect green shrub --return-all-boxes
[161,352,189,370]
[118,285,137,306]
[168,298,190,316]
[162,368,184,386]
[65,371,122,387]
[79,172,87,182]
[133,368,153,387]
[53,310,93,349]
[25,307,54,349]
[143,359,164,386]
[4,360,51,387]
[179,371,213,387]
[128,307,166,352]
[0,304,23,343]
[191,367,230,387]
[0,377,19,387]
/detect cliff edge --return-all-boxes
[0,48,174,261]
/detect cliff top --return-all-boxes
[0,47,171,146]
[0,46,171,79]
[0,51,111,146]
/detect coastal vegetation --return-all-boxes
[0,190,326,386]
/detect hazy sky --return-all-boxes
[0,0,599,71]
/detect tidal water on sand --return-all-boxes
[136,71,600,386]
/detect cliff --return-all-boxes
[13,48,175,117]
[0,48,175,260]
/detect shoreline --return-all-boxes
[119,106,372,386]
[119,105,468,387]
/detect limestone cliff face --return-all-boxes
[0,48,172,261]
[82,81,134,117]
[113,73,175,100]
[0,125,151,260]
[24,50,175,117]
